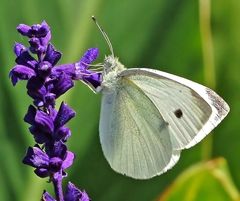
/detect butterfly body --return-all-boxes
[99,56,125,93]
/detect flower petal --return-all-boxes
[44,93,56,107]
[29,37,45,54]
[35,167,50,178]
[37,61,52,78]
[65,182,90,201]
[9,65,36,85]
[45,141,67,158]
[22,145,49,168]
[27,76,46,101]
[15,49,37,68]
[72,48,102,89]
[24,105,37,124]
[54,102,75,128]
[40,32,52,49]
[83,72,102,88]
[55,127,71,141]
[41,191,56,201]
[51,72,74,98]
[62,151,75,170]
[49,157,63,172]
[80,48,99,67]
[14,43,26,57]
[44,44,61,66]
[17,24,31,36]
[35,110,54,133]
[30,21,50,38]
[29,126,51,144]
[51,64,75,78]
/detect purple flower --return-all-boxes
[65,182,90,201]
[17,21,50,38]
[52,48,102,89]
[24,102,75,143]
[23,144,74,178]
[10,42,66,107]
[41,183,90,201]
[10,46,101,107]
[74,48,101,88]
[10,43,61,83]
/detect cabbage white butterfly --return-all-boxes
[91,16,230,179]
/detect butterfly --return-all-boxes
[91,16,230,179]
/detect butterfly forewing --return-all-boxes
[100,76,179,179]
[119,68,229,150]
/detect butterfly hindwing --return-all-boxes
[99,76,180,179]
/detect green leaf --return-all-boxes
[157,158,240,201]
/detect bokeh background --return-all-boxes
[0,0,239,200]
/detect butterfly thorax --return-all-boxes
[100,56,126,93]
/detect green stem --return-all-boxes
[199,0,215,160]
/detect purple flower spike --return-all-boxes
[41,191,56,201]
[65,182,90,201]
[10,21,94,201]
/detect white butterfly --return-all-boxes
[91,17,230,179]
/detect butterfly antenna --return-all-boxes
[92,16,114,58]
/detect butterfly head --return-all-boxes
[103,55,125,75]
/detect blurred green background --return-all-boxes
[0,0,239,200]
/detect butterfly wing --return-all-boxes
[100,77,180,179]
[119,68,230,150]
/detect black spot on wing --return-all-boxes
[174,109,183,118]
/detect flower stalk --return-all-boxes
[52,174,64,201]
